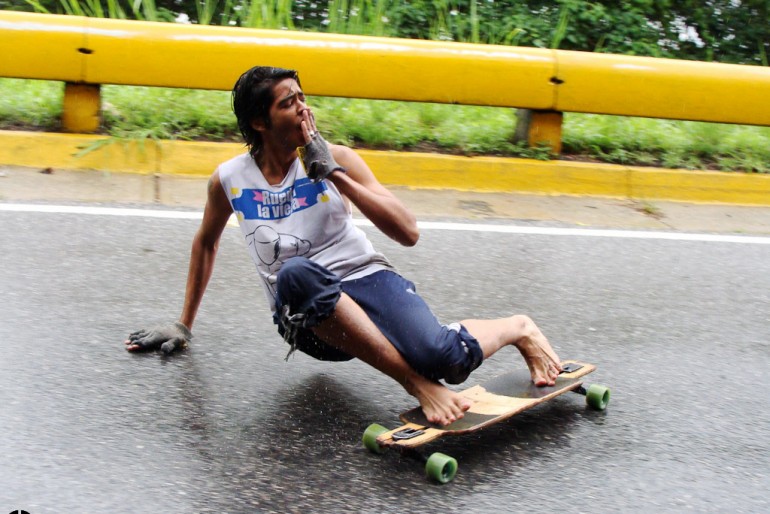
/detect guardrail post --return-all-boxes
[515,109,563,154]
[62,83,101,133]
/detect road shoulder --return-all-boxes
[2,165,770,235]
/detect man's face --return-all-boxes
[261,78,308,149]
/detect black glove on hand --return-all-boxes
[298,132,346,183]
[125,321,192,354]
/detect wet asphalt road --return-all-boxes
[2,204,769,513]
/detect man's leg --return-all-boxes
[461,315,562,386]
[341,271,483,385]
[312,293,472,426]
[276,258,470,425]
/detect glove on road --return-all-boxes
[126,321,192,354]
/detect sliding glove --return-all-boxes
[125,321,192,354]
[298,132,346,183]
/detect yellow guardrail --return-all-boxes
[0,11,554,108]
[1,11,770,144]
[555,50,770,126]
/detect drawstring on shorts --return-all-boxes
[280,304,307,361]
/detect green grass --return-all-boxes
[562,114,770,173]
[2,78,769,173]
[102,86,237,141]
[0,78,64,129]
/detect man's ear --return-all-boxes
[251,117,267,132]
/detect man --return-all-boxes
[125,66,562,427]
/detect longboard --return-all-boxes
[362,360,610,483]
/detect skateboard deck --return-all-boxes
[378,360,597,449]
[363,360,609,482]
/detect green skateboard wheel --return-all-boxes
[362,423,389,454]
[425,452,458,484]
[585,383,611,410]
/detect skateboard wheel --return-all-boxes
[425,452,458,484]
[585,384,611,410]
[362,423,389,454]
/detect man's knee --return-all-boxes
[410,323,484,385]
[440,345,483,385]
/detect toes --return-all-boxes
[533,368,559,386]
[427,407,466,427]
[430,413,454,426]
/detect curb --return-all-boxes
[2,130,769,206]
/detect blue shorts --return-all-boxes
[274,256,483,384]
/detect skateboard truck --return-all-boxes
[391,427,425,441]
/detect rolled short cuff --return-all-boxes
[273,256,342,328]
[439,323,484,385]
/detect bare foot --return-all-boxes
[512,315,562,386]
[408,377,472,426]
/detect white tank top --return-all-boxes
[218,152,393,313]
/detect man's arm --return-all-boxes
[125,171,232,352]
[178,171,233,329]
[328,145,419,247]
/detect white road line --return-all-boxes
[410,220,770,245]
[0,203,204,219]
[2,202,769,245]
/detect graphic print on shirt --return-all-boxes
[230,177,329,221]
[230,177,329,297]
[245,225,311,273]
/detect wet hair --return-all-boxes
[232,66,301,158]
